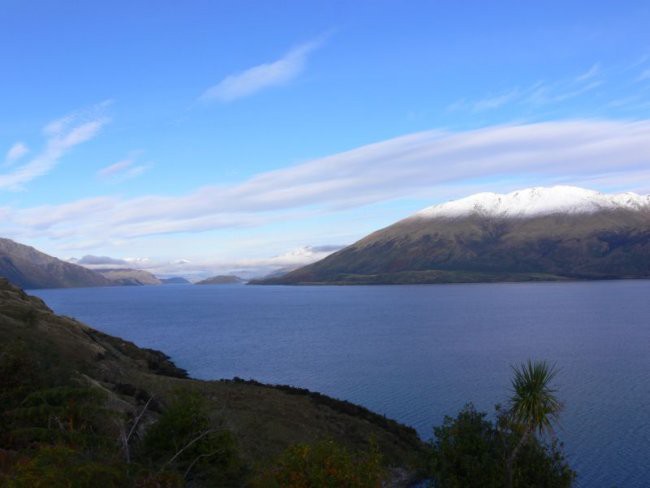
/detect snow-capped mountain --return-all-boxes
[416,186,650,219]
[257,186,650,285]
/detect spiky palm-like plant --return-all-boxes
[511,360,561,434]
[505,360,561,488]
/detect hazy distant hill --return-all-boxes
[0,238,111,289]
[95,268,162,286]
[256,186,650,285]
[160,276,191,284]
[196,275,244,285]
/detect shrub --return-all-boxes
[3,445,127,488]
[139,390,245,486]
[252,439,387,488]
[427,404,575,487]
[428,404,502,487]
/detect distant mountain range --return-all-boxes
[255,186,650,285]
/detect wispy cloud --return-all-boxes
[472,89,522,111]
[98,152,153,182]
[527,79,602,105]
[98,159,132,178]
[0,102,110,191]
[200,39,323,103]
[3,142,29,166]
[636,69,650,82]
[449,64,604,112]
[575,63,600,82]
[4,119,650,250]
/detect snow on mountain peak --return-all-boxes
[415,186,650,219]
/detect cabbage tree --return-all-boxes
[505,360,561,488]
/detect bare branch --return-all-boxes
[116,421,130,463]
[126,396,153,443]
[118,396,153,464]
[159,429,215,473]
[183,448,224,479]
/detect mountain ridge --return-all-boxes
[0,238,169,288]
[0,237,112,289]
[255,186,650,285]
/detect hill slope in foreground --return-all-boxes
[0,278,423,482]
[257,186,650,285]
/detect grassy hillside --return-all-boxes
[258,209,650,285]
[0,278,424,485]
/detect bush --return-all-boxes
[427,404,575,488]
[0,340,109,452]
[139,390,246,486]
[0,341,246,487]
[252,439,387,488]
[0,341,44,413]
[3,445,127,488]
[428,404,502,487]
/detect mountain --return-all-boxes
[160,276,191,284]
[196,275,245,285]
[0,237,111,289]
[95,268,163,286]
[0,277,423,481]
[256,186,650,285]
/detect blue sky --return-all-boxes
[2,1,650,277]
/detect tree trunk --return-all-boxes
[505,427,531,488]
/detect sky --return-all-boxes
[1,1,650,278]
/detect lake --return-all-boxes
[32,280,650,487]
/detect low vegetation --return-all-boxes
[0,337,397,487]
[251,440,386,487]
[426,361,575,487]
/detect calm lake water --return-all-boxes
[32,281,650,487]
